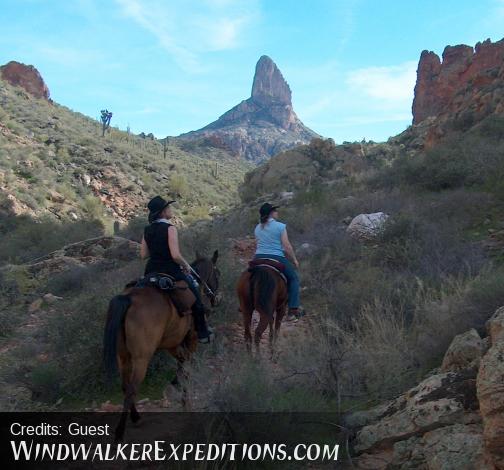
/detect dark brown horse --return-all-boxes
[192,250,221,309]
[236,265,288,352]
[103,252,220,441]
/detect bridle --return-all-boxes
[190,262,220,305]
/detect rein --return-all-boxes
[189,266,217,300]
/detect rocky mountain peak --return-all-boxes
[251,55,292,106]
[178,55,318,163]
[0,61,50,100]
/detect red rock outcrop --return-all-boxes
[0,61,50,100]
[412,38,504,126]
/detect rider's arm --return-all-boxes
[140,236,150,260]
[168,226,191,272]
[281,229,299,268]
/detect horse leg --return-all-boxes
[115,356,149,441]
[270,305,286,361]
[274,304,286,341]
[167,346,191,410]
[117,348,140,424]
[241,308,253,352]
[254,312,270,352]
[268,319,276,358]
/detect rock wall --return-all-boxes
[412,38,504,126]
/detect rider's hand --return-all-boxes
[294,259,300,269]
[182,263,191,274]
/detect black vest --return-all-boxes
[143,222,180,275]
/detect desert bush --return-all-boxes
[0,214,104,265]
[373,126,504,193]
[170,173,189,197]
[117,215,146,242]
[287,265,504,407]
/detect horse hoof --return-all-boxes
[130,411,141,424]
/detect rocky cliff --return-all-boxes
[178,55,319,163]
[412,38,504,130]
[347,307,504,469]
[0,61,50,100]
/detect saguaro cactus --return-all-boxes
[162,137,169,159]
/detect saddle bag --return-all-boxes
[131,274,196,317]
[168,280,196,317]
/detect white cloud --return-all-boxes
[114,0,259,72]
[346,61,417,102]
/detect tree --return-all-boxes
[100,109,113,137]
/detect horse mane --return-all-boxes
[249,267,276,317]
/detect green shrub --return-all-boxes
[0,214,104,265]
[28,364,62,402]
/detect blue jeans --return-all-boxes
[254,254,300,308]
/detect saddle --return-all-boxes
[128,273,196,317]
[248,258,287,284]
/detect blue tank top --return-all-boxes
[254,219,286,257]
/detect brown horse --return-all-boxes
[236,264,288,352]
[103,252,220,441]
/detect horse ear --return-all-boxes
[212,250,219,264]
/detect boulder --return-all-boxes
[397,423,489,470]
[441,328,486,372]
[28,298,43,314]
[47,190,65,204]
[477,306,504,469]
[297,242,317,258]
[346,212,389,240]
[351,370,479,455]
[43,293,63,304]
[279,191,294,202]
[485,306,504,344]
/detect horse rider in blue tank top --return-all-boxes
[254,203,303,321]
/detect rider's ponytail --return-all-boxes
[260,214,269,228]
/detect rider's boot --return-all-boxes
[192,302,214,344]
[286,307,305,322]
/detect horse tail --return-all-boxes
[250,268,275,317]
[103,294,131,379]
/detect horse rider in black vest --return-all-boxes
[140,196,214,343]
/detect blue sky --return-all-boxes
[1,0,503,142]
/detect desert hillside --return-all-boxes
[0,65,251,226]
